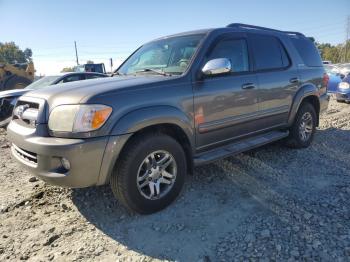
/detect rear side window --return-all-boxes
[85,74,105,79]
[208,38,249,73]
[250,34,290,71]
[58,75,83,84]
[290,36,322,67]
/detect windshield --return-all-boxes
[25,75,59,90]
[117,34,205,76]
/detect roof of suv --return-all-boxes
[154,23,305,42]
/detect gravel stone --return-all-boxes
[28,177,38,183]
[0,98,349,261]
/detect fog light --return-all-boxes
[61,158,71,170]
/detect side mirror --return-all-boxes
[202,58,231,76]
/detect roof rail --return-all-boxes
[227,23,304,36]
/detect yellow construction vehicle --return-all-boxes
[0,62,35,91]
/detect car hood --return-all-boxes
[23,75,175,109]
[0,89,31,98]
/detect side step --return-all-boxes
[194,130,289,166]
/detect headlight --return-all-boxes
[48,104,112,132]
[339,82,350,90]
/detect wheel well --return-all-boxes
[119,124,194,175]
[301,95,320,126]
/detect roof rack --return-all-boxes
[227,23,304,36]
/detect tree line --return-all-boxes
[0,42,32,64]
[316,40,350,64]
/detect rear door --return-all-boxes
[248,33,299,129]
[193,33,260,149]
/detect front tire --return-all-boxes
[110,133,187,214]
[286,103,317,148]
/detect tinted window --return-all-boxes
[208,38,249,73]
[251,35,289,71]
[58,75,83,84]
[84,64,104,73]
[290,36,322,67]
[85,74,106,79]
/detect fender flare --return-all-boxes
[110,105,195,149]
[287,84,319,126]
[97,106,195,185]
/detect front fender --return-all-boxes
[287,84,319,126]
[110,106,195,148]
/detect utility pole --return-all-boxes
[110,58,113,73]
[344,16,350,63]
[74,41,79,65]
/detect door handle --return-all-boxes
[289,77,299,83]
[241,83,256,89]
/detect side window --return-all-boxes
[85,74,105,79]
[251,34,290,71]
[290,36,322,67]
[208,38,249,73]
[58,75,83,84]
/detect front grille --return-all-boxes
[16,100,39,109]
[13,100,40,127]
[12,144,38,167]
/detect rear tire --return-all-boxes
[285,103,317,148]
[110,133,187,214]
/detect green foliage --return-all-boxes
[0,42,33,64]
[61,67,74,73]
[317,40,350,63]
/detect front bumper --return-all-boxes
[7,121,131,188]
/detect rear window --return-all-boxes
[290,36,322,67]
[250,34,290,71]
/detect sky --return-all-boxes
[1,0,349,75]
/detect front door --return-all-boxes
[193,34,259,150]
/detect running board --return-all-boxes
[194,130,289,166]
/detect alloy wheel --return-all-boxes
[299,112,313,142]
[136,150,177,200]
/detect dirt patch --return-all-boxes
[0,99,349,261]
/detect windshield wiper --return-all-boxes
[135,68,171,76]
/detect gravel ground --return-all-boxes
[0,98,349,261]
